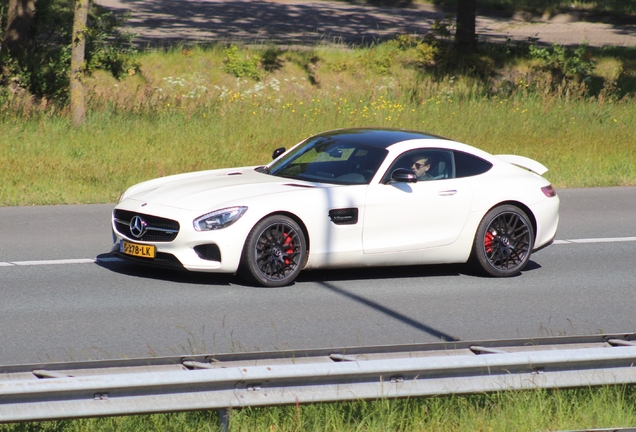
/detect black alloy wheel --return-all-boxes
[240,215,307,287]
[472,205,534,277]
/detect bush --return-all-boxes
[529,43,596,82]
[222,45,265,80]
[355,34,441,75]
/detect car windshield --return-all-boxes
[266,136,388,185]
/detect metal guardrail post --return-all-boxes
[218,408,230,432]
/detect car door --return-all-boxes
[362,149,473,254]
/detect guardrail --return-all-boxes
[1,333,635,425]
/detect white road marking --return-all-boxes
[1,237,635,267]
[13,258,98,266]
[0,257,123,267]
[553,236,636,244]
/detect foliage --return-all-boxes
[0,0,137,103]
[222,45,265,81]
[84,9,138,79]
[353,34,441,75]
[1,0,74,102]
[134,12,621,103]
[529,43,596,82]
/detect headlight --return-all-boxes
[193,207,248,231]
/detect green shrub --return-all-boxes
[529,43,596,82]
[222,45,265,80]
[356,34,441,75]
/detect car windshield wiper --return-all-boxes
[254,166,270,174]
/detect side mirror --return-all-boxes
[272,147,286,160]
[391,168,417,183]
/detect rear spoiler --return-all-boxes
[496,154,548,176]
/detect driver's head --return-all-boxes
[411,157,430,177]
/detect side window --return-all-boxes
[382,149,455,183]
[454,151,493,178]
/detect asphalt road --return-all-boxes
[95,0,636,48]
[1,186,635,365]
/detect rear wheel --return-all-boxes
[472,205,534,277]
[239,215,307,287]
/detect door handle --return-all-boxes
[438,189,457,196]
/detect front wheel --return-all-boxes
[239,215,307,287]
[472,205,534,277]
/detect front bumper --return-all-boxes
[112,203,250,274]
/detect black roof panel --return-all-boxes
[311,128,447,149]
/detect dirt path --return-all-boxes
[95,0,636,48]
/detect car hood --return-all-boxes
[122,167,317,212]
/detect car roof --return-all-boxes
[310,128,449,149]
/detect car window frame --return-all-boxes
[269,137,388,185]
[381,148,456,184]
[453,150,493,178]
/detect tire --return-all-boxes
[239,215,307,287]
[472,205,534,277]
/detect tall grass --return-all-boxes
[2,386,635,431]
[1,43,635,206]
[1,91,633,206]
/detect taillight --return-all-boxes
[541,185,556,197]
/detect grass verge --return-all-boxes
[2,41,636,206]
[1,95,634,207]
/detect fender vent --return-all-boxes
[329,208,358,225]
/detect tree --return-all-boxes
[3,0,36,59]
[1,0,137,106]
[456,0,476,53]
[70,0,89,126]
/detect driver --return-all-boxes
[411,156,432,180]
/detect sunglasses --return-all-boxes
[412,162,428,169]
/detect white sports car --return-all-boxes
[112,128,559,287]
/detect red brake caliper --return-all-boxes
[283,233,293,265]
[484,231,494,253]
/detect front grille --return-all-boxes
[114,210,180,242]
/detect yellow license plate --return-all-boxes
[120,240,156,259]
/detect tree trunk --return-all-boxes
[456,0,477,53]
[70,0,89,126]
[3,0,36,58]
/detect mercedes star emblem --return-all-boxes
[129,215,148,238]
